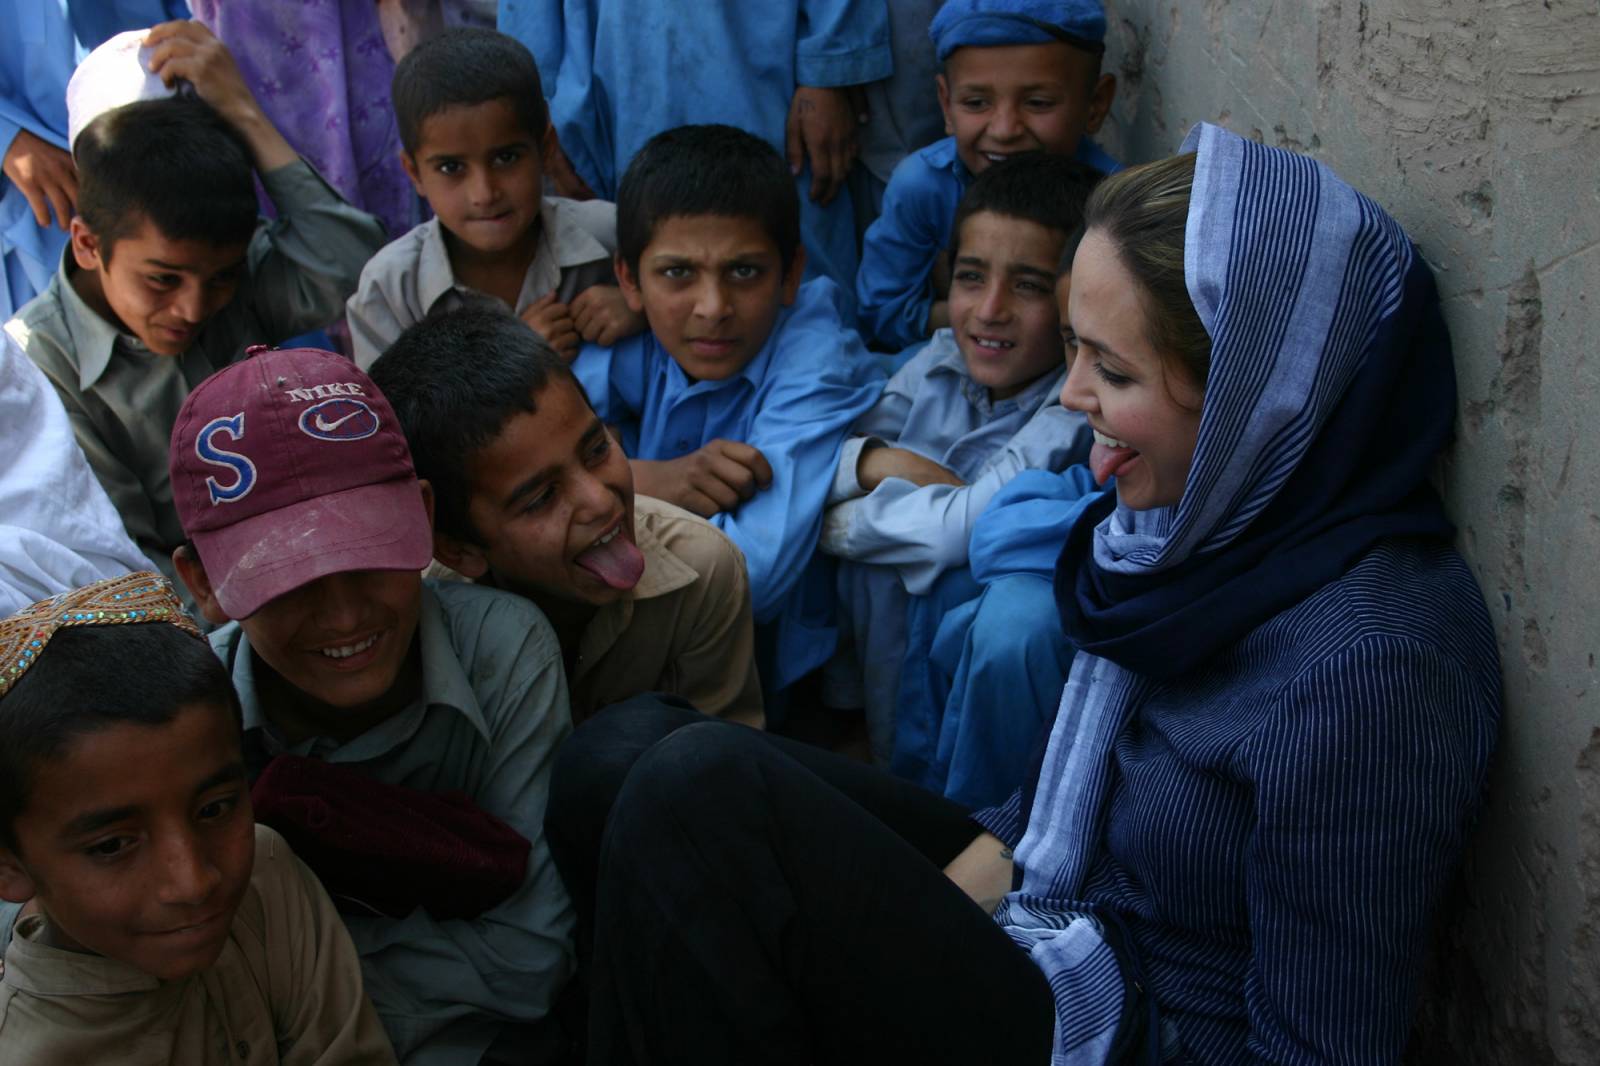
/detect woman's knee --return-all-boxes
[548,693,705,836]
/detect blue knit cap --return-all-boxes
[929,0,1107,62]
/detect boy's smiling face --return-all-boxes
[440,377,643,607]
[403,96,545,262]
[947,209,1067,401]
[937,41,1114,176]
[0,702,254,982]
[615,214,804,382]
[232,569,425,735]
[69,216,248,357]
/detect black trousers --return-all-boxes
[544,696,1055,1065]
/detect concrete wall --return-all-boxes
[1093,0,1600,1058]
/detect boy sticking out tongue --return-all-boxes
[370,306,764,727]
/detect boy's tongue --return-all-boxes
[575,535,646,590]
[1090,442,1139,486]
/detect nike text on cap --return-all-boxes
[169,345,433,619]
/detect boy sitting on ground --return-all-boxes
[372,306,763,726]
[0,573,396,1064]
[822,152,1097,762]
[574,124,884,696]
[168,347,574,1065]
[855,0,1119,349]
[346,27,641,368]
[4,23,385,591]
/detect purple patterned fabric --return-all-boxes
[192,0,418,241]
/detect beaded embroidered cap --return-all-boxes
[0,572,203,698]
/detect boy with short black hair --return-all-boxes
[168,347,575,1064]
[0,573,396,1064]
[823,152,1097,761]
[855,0,1119,349]
[346,26,641,368]
[4,22,386,593]
[372,307,762,725]
[576,123,884,695]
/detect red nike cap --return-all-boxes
[169,346,433,619]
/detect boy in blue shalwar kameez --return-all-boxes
[573,125,883,699]
[498,0,890,318]
[856,0,1120,349]
[821,153,1097,762]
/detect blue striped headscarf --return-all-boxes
[1054,122,1455,679]
[1000,122,1461,1062]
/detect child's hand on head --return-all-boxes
[520,292,580,360]
[857,444,964,492]
[632,440,773,518]
[785,86,864,206]
[144,21,297,171]
[1,130,76,230]
[570,285,647,348]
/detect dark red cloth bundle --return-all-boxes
[250,754,530,920]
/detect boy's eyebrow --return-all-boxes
[423,139,532,164]
[59,805,140,840]
[1007,262,1057,282]
[500,418,610,510]
[56,761,247,841]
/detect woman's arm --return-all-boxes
[1242,634,1497,1062]
[944,831,1014,916]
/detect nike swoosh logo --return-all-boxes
[314,409,365,432]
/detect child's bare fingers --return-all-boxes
[712,440,773,487]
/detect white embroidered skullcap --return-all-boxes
[66,29,177,149]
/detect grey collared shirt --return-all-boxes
[346,196,618,368]
[210,580,575,1064]
[4,160,386,589]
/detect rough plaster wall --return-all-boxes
[1094,0,1600,1059]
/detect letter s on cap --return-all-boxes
[195,413,257,505]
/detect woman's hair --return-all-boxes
[1082,152,1210,392]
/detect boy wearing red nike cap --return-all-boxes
[167,345,575,1065]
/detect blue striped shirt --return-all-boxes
[979,539,1500,1063]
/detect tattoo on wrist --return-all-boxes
[1000,847,1013,861]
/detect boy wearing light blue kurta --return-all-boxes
[892,465,1105,807]
[498,0,890,318]
[855,0,1120,349]
[573,126,883,696]
[821,153,1095,761]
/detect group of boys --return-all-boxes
[0,0,1127,1061]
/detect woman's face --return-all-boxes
[1060,228,1204,510]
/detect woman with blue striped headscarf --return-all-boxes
[547,122,1501,1065]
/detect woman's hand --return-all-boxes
[943,832,1014,916]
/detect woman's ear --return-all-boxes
[172,545,232,626]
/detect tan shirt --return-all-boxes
[346,196,618,369]
[429,496,763,726]
[0,825,396,1066]
[570,497,763,726]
